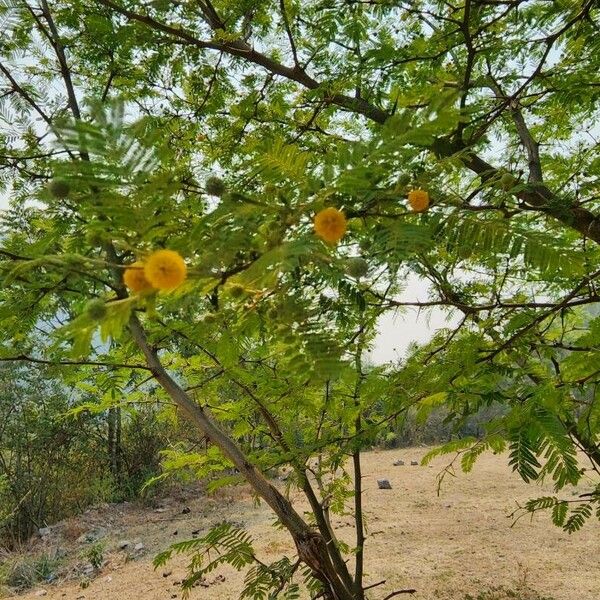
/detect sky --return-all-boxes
[368,276,452,364]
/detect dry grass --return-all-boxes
[9,448,600,600]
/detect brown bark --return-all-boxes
[352,342,366,599]
[460,151,600,244]
[127,317,356,600]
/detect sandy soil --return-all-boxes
[9,448,600,600]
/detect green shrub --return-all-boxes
[0,364,113,546]
[0,552,62,592]
[0,364,182,548]
[375,403,509,449]
[82,542,105,570]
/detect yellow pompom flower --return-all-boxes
[314,207,347,244]
[144,249,187,290]
[407,189,430,213]
[123,261,154,293]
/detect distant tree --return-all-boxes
[0,363,96,544]
[1,1,599,598]
[0,361,183,547]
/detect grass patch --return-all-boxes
[0,551,62,592]
[465,586,556,600]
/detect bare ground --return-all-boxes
[7,448,600,600]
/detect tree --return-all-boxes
[0,0,599,598]
[0,363,100,545]
[0,360,176,548]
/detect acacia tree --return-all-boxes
[0,1,599,598]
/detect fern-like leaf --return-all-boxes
[153,522,255,599]
[563,503,592,534]
[508,427,541,483]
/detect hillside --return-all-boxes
[4,448,598,600]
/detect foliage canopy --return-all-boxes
[1,1,599,598]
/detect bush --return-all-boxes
[118,409,175,499]
[0,364,181,547]
[81,542,105,570]
[376,403,508,449]
[0,551,62,592]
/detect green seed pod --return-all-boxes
[229,284,245,298]
[345,257,369,279]
[85,298,107,321]
[205,176,226,197]
[267,306,280,321]
[85,230,105,247]
[500,172,517,191]
[48,178,70,198]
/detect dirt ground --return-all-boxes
[8,448,600,600]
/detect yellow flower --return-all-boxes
[144,249,187,290]
[407,189,430,213]
[123,261,154,293]
[314,207,347,244]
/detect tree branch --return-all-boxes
[486,71,543,183]
[352,335,366,598]
[279,0,300,66]
[0,63,53,130]
[0,62,76,159]
[0,354,151,370]
[127,315,354,598]
[94,0,600,247]
[93,0,389,123]
[457,148,600,244]
[478,266,600,363]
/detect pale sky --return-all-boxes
[368,276,452,364]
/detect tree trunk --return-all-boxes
[128,317,356,600]
[107,407,121,481]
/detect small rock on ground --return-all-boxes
[76,527,108,544]
[377,479,392,489]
